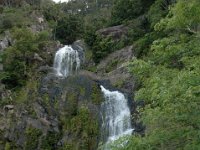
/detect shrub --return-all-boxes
[25,127,42,150]
[2,18,13,29]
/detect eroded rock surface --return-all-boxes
[97,25,129,40]
[0,31,12,52]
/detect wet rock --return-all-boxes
[41,41,61,66]
[133,122,145,136]
[72,40,86,65]
[38,65,56,74]
[136,100,145,108]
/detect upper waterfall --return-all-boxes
[100,85,133,149]
[53,45,80,77]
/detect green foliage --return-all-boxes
[0,7,34,33]
[58,142,74,150]
[70,106,98,136]
[84,7,111,29]
[105,59,119,73]
[4,142,11,150]
[124,1,200,149]
[91,85,103,104]
[128,62,200,149]
[2,29,37,88]
[113,80,124,89]
[25,127,42,150]
[110,0,155,25]
[66,92,78,116]
[155,0,200,34]
[149,34,200,68]
[65,106,99,150]
[2,18,13,29]
[115,37,200,150]
[1,29,49,89]
[83,7,112,49]
[168,0,200,33]
[41,132,61,150]
[14,78,38,106]
[91,36,115,63]
[90,35,127,64]
[84,27,97,47]
[42,2,61,22]
[55,15,83,44]
[3,141,18,150]
[148,0,174,29]
[134,30,167,58]
[0,0,42,7]
[0,6,4,14]
[111,0,143,25]
[126,18,148,42]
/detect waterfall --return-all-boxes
[100,85,133,149]
[53,45,80,77]
[53,45,132,149]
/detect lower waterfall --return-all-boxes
[100,85,133,149]
[53,45,80,77]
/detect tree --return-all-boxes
[111,0,142,25]
[55,15,83,44]
[110,0,155,25]
[148,0,175,29]
[2,28,49,89]
[155,0,200,34]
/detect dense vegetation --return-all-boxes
[0,0,200,149]
[112,0,200,149]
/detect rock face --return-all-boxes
[97,25,129,40]
[0,31,12,72]
[0,71,103,149]
[0,31,12,52]
[72,40,86,65]
[29,11,48,33]
[96,46,135,95]
[97,46,133,74]
[36,41,62,67]
[81,46,135,95]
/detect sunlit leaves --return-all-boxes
[155,0,200,34]
[127,1,200,149]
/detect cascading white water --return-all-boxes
[100,85,133,148]
[53,45,80,77]
[53,45,132,149]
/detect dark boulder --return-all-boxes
[97,25,129,40]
